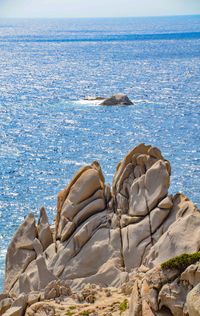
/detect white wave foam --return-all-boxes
[63,159,87,166]
[134,99,154,104]
[74,99,102,106]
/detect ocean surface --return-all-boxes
[0,15,200,291]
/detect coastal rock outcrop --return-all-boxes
[100,93,133,106]
[2,143,200,316]
[129,259,200,316]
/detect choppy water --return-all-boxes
[0,15,200,291]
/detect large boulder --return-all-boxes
[100,93,133,106]
[129,260,200,316]
[3,294,28,316]
[37,206,53,251]
[187,282,200,316]
[144,193,200,268]
[111,143,172,270]
[48,160,123,288]
[2,143,200,304]
[55,161,106,242]
[3,213,37,293]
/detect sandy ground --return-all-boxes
[25,286,130,316]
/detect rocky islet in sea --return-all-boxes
[84,93,133,106]
[1,143,200,315]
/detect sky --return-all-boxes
[0,0,200,18]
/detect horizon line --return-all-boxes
[0,13,200,19]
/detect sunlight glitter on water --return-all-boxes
[0,16,200,291]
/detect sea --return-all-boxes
[0,15,200,291]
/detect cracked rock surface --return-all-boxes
[2,143,200,315]
[129,261,200,316]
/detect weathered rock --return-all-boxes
[187,282,200,316]
[27,292,40,306]
[112,143,170,214]
[141,279,159,312]
[144,194,200,268]
[129,280,141,315]
[112,143,171,270]
[100,93,133,106]
[49,226,123,288]
[4,294,27,316]
[36,256,57,290]
[158,278,188,316]
[55,161,106,242]
[2,142,200,315]
[3,212,37,293]
[158,195,173,209]
[44,160,124,288]
[25,302,55,316]
[0,297,13,316]
[180,262,200,286]
[44,280,71,299]
[37,206,53,251]
[128,260,200,316]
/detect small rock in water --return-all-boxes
[100,93,133,106]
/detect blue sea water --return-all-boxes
[0,15,200,291]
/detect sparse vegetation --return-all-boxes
[119,298,128,314]
[82,312,89,316]
[161,252,200,271]
[64,305,76,315]
[65,311,74,316]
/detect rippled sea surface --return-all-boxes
[0,16,200,290]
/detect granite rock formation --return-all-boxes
[187,282,200,316]
[129,260,200,316]
[100,93,133,106]
[2,143,200,316]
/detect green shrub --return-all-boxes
[119,299,128,314]
[161,252,200,272]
